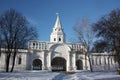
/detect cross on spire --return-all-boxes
[56,12,59,16]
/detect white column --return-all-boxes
[44,50,51,71]
[42,51,45,70]
[47,51,51,71]
[67,51,70,71]
[71,51,76,71]
[31,52,33,70]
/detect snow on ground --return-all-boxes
[60,70,120,80]
[0,70,120,80]
[0,70,60,80]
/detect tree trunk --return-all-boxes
[6,54,10,72]
[117,52,120,69]
[0,40,1,57]
[10,50,17,72]
[85,53,87,70]
[88,55,93,72]
[108,57,110,70]
[0,46,1,57]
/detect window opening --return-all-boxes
[54,38,56,41]
[59,38,61,41]
[18,57,21,65]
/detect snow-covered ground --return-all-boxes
[0,70,120,80]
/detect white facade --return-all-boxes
[0,14,116,72]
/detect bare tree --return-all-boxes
[73,18,94,72]
[93,9,120,72]
[0,9,38,72]
[93,40,111,53]
[0,35,1,57]
[0,24,3,57]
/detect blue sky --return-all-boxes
[0,0,120,42]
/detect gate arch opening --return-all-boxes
[51,57,66,71]
[32,59,42,70]
[76,60,83,70]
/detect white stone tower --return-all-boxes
[50,13,66,43]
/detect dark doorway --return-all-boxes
[32,59,42,70]
[76,60,83,70]
[51,57,66,71]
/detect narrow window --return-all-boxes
[99,58,101,65]
[96,58,97,65]
[54,38,56,41]
[92,59,94,65]
[33,43,35,46]
[111,58,113,64]
[104,57,106,64]
[59,38,61,41]
[18,57,21,65]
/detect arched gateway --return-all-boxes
[32,59,42,70]
[50,44,71,71]
[51,57,66,71]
